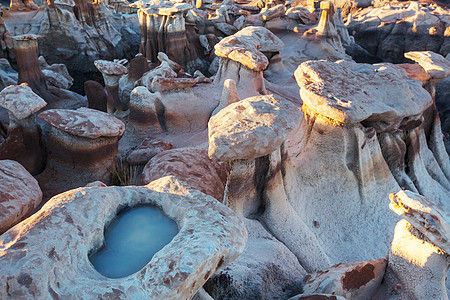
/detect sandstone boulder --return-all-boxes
[295,60,432,129]
[142,147,228,201]
[0,159,42,234]
[127,137,173,165]
[208,94,301,161]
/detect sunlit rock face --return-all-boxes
[382,190,450,300]
[287,59,449,263]
[0,159,42,234]
[347,2,450,63]
[0,176,247,299]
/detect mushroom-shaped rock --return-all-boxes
[383,190,449,299]
[0,83,47,122]
[405,51,450,80]
[0,84,47,174]
[37,108,125,198]
[142,147,228,201]
[38,107,125,139]
[0,160,42,234]
[94,60,128,113]
[0,176,247,299]
[215,26,284,72]
[301,259,387,299]
[295,60,432,130]
[208,95,301,161]
[127,86,164,137]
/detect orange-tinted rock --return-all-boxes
[397,63,432,84]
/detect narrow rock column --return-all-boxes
[94,60,128,113]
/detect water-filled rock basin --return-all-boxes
[89,205,178,278]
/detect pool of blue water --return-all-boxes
[89,205,179,278]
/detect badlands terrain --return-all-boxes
[0,0,449,298]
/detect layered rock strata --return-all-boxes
[37,107,125,198]
[0,176,247,299]
[137,1,203,73]
[291,59,449,263]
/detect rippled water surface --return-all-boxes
[89,205,178,278]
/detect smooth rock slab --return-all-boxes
[0,83,47,120]
[0,160,42,234]
[208,95,301,161]
[405,51,450,80]
[38,107,125,138]
[0,176,247,299]
[295,60,432,127]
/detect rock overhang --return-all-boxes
[38,107,125,139]
[295,60,433,128]
[208,94,301,161]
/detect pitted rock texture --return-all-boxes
[38,107,125,138]
[208,95,301,161]
[0,160,42,234]
[405,51,450,79]
[0,84,47,120]
[215,26,284,71]
[295,60,432,128]
[0,176,247,299]
[142,148,228,201]
[301,259,387,299]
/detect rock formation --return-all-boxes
[141,147,228,201]
[37,107,125,198]
[0,83,47,175]
[0,159,42,234]
[0,176,247,299]
[137,0,205,73]
[347,2,450,63]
